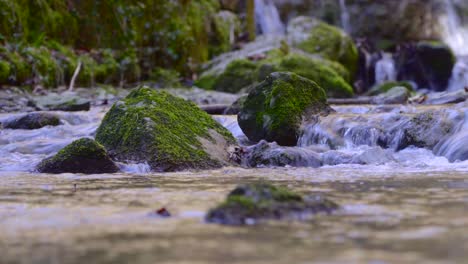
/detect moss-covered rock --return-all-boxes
[36,138,119,174]
[206,182,339,225]
[2,112,60,130]
[238,72,333,146]
[288,17,358,77]
[367,81,413,96]
[95,86,236,172]
[276,54,353,98]
[212,59,259,93]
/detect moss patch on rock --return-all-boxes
[95,86,236,172]
[206,182,339,225]
[238,72,332,146]
[212,59,259,93]
[367,81,413,96]
[288,17,358,78]
[36,138,119,174]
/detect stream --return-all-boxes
[1,103,467,263]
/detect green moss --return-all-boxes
[212,59,259,93]
[95,86,235,171]
[36,137,119,174]
[368,81,413,96]
[21,46,61,87]
[53,138,109,162]
[238,72,330,146]
[1,47,31,85]
[0,59,10,83]
[223,182,302,209]
[297,21,358,78]
[195,73,218,90]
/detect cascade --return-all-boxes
[339,0,351,34]
[254,0,285,35]
[374,53,396,85]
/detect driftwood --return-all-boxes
[68,61,82,92]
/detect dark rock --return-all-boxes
[35,93,91,112]
[238,72,333,146]
[95,86,236,172]
[36,138,119,174]
[395,42,455,91]
[244,140,322,168]
[223,95,247,115]
[2,112,60,130]
[206,182,339,225]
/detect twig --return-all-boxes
[68,61,82,92]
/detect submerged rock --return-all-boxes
[36,138,119,174]
[95,86,236,172]
[238,72,332,146]
[206,182,339,225]
[244,140,322,168]
[2,112,60,130]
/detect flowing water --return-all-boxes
[1,103,468,263]
[255,0,285,35]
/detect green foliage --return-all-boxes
[149,68,181,88]
[0,0,230,80]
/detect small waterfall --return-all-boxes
[374,53,397,85]
[339,0,351,34]
[448,60,468,91]
[440,0,468,56]
[254,0,285,35]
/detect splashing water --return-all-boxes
[440,0,468,56]
[255,0,285,35]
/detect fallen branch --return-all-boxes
[68,61,82,92]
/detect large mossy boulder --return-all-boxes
[95,86,236,172]
[206,182,339,225]
[288,16,358,77]
[2,112,60,130]
[395,42,455,91]
[238,72,332,146]
[36,138,119,174]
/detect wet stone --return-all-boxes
[2,112,60,130]
[206,183,339,226]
